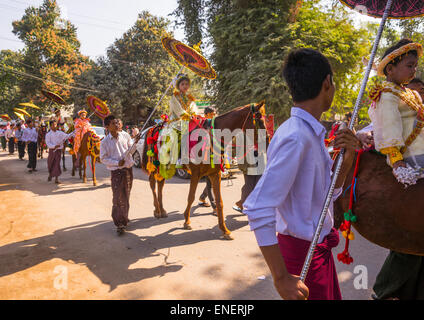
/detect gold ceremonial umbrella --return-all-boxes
[13,108,31,117]
[14,112,25,121]
[19,102,40,110]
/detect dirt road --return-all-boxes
[0,151,388,299]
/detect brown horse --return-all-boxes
[334,150,424,256]
[71,131,100,186]
[37,126,47,158]
[141,102,268,240]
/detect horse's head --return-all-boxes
[249,100,267,131]
[240,101,269,146]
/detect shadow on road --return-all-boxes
[0,210,248,292]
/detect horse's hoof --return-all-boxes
[222,233,234,240]
[154,210,161,219]
[160,209,168,218]
[183,223,192,230]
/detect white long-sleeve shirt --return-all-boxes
[46,130,73,150]
[100,131,134,171]
[243,107,341,247]
[5,128,15,139]
[22,127,38,143]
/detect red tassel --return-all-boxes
[337,250,353,264]
[339,220,349,232]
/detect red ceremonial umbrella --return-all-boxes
[0,114,11,121]
[300,0,424,282]
[161,37,217,79]
[86,96,111,120]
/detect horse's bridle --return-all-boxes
[211,104,266,155]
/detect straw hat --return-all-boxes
[377,42,423,77]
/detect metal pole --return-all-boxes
[299,0,394,283]
[140,65,185,133]
[124,65,185,157]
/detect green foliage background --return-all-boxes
[1,0,424,127]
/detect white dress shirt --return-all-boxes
[46,130,73,150]
[5,128,15,139]
[22,127,38,143]
[100,131,134,171]
[243,107,341,247]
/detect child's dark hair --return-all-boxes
[282,48,333,102]
[204,106,215,115]
[176,75,190,88]
[104,115,116,127]
[382,39,417,76]
[49,120,57,126]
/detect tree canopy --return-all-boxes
[71,11,180,125]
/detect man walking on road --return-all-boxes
[100,115,136,235]
[22,119,38,173]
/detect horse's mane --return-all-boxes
[215,104,250,120]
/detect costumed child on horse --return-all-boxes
[146,73,201,181]
[73,109,93,168]
[369,39,424,186]
[361,38,424,300]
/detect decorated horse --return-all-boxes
[141,102,268,240]
[37,124,48,158]
[334,149,424,261]
[71,131,100,186]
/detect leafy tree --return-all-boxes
[0,50,25,117]
[175,0,372,124]
[11,0,90,110]
[72,11,180,125]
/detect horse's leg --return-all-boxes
[91,155,97,186]
[62,147,67,171]
[209,172,233,240]
[78,154,82,179]
[183,172,200,230]
[82,155,87,183]
[71,154,75,177]
[149,173,161,218]
[158,178,167,218]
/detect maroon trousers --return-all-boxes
[111,167,133,227]
[277,228,342,300]
[47,149,62,178]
